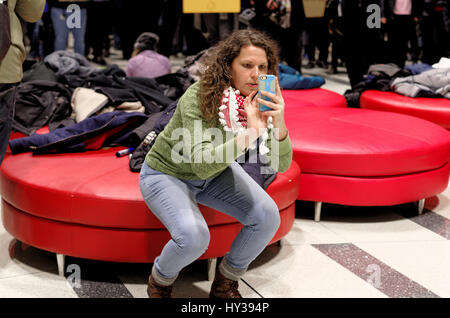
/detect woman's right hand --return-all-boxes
[243,90,267,135]
[235,91,267,151]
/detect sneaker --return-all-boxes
[209,268,242,298]
[147,275,173,298]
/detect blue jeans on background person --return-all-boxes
[51,7,87,55]
[139,161,280,286]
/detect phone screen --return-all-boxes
[258,75,276,111]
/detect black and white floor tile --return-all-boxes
[2,189,450,298]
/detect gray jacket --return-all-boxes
[391,68,450,99]
[44,50,95,77]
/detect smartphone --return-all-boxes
[258,75,276,111]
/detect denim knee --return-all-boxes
[251,198,281,234]
[175,225,210,257]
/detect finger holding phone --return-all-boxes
[257,75,288,141]
[243,90,267,134]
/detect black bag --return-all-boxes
[0,0,11,61]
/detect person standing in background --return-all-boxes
[0,0,45,165]
[113,0,164,60]
[85,0,112,65]
[303,16,330,69]
[26,3,55,60]
[381,0,421,68]
[283,0,306,73]
[158,0,209,58]
[49,0,89,56]
[325,0,345,74]
[250,0,306,73]
[420,0,450,64]
[202,13,235,46]
[340,0,385,88]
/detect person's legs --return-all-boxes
[282,27,303,72]
[202,13,220,46]
[388,15,409,68]
[71,8,87,56]
[91,2,111,60]
[196,162,280,281]
[303,18,316,66]
[0,84,16,166]
[139,163,210,287]
[408,18,420,63]
[317,17,330,67]
[51,7,69,51]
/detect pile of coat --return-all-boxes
[391,58,450,99]
[16,51,189,135]
[344,59,450,107]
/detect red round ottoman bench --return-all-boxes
[282,88,347,108]
[0,132,300,279]
[284,104,450,221]
[360,90,450,129]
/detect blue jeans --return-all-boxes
[51,7,87,55]
[139,161,280,286]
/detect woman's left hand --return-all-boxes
[256,77,288,141]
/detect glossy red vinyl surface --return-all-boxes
[360,90,450,129]
[1,199,295,263]
[284,105,450,177]
[297,162,450,205]
[0,148,300,229]
[281,88,347,109]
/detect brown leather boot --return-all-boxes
[147,275,173,298]
[209,268,242,298]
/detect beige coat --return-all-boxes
[0,0,45,84]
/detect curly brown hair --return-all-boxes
[198,29,280,125]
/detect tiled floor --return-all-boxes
[2,51,450,299]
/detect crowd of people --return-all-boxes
[19,1,450,89]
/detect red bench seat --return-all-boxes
[360,90,450,129]
[0,145,300,263]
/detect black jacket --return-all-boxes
[61,65,175,115]
[9,111,148,154]
[12,80,73,135]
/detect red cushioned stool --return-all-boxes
[282,88,347,108]
[284,103,450,221]
[360,90,450,129]
[0,133,300,279]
